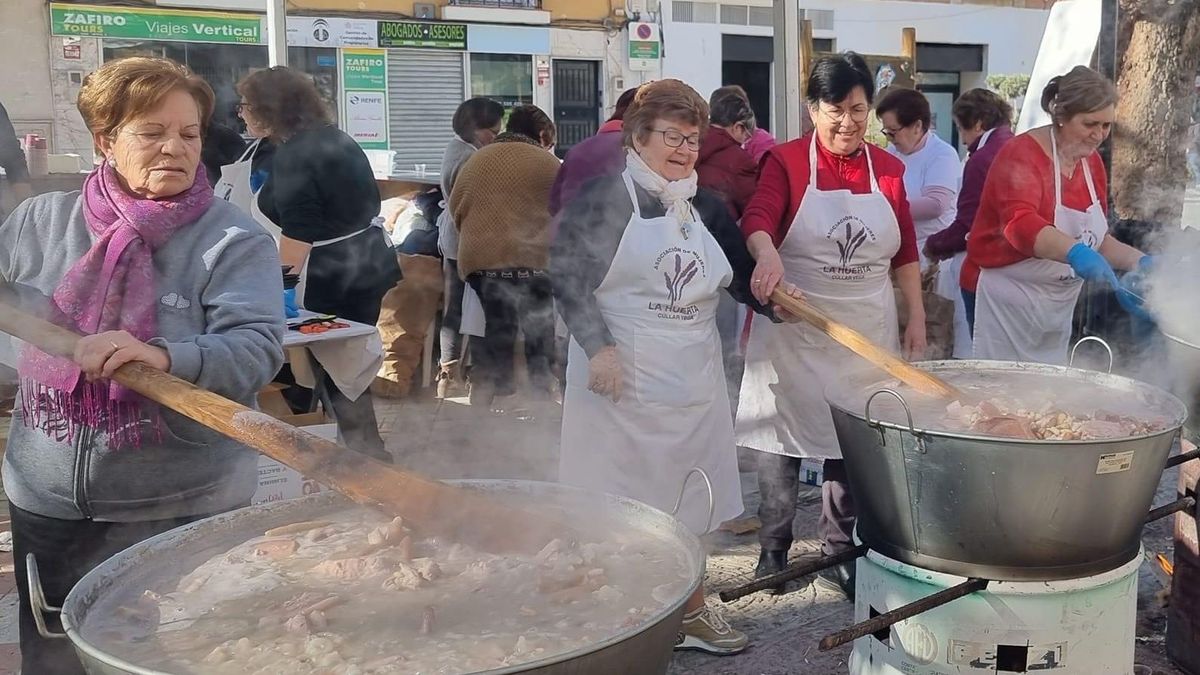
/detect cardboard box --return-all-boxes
[800,458,824,487]
[251,423,335,505]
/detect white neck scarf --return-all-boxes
[625,149,698,223]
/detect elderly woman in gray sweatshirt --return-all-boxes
[0,57,285,674]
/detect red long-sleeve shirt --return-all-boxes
[962,133,1108,292]
[741,133,919,269]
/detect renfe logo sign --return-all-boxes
[50,3,263,44]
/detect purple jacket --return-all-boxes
[925,125,1015,259]
[549,120,625,218]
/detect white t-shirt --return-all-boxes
[888,132,961,268]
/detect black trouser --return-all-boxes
[315,370,388,461]
[466,270,555,394]
[757,455,856,556]
[11,504,226,674]
[963,289,977,337]
[440,258,467,368]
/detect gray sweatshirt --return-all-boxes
[0,191,286,522]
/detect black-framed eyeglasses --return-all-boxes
[880,126,902,138]
[652,128,702,151]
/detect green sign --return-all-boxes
[377,21,467,50]
[342,49,386,90]
[50,3,262,44]
[629,41,660,60]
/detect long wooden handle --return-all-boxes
[0,292,563,552]
[769,288,962,400]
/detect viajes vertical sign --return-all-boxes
[50,3,263,44]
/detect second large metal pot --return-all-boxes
[827,360,1186,581]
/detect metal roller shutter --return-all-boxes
[387,49,465,175]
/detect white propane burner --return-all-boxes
[850,549,1142,674]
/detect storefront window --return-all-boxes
[102,43,339,134]
[469,53,533,110]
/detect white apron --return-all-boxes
[973,129,1108,365]
[214,139,282,242]
[935,128,998,360]
[558,172,742,535]
[736,139,901,459]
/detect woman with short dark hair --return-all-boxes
[925,88,1015,345]
[237,66,401,461]
[697,87,758,220]
[965,66,1149,363]
[875,87,960,270]
[435,97,504,398]
[736,52,925,599]
[450,105,560,404]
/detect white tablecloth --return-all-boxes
[285,311,383,402]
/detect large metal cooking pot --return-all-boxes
[29,480,708,675]
[1161,330,1200,439]
[827,359,1186,582]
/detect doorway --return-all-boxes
[552,59,601,159]
[917,72,961,149]
[721,34,772,133]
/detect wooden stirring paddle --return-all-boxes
[0,290,569,555]
[769,288,963,400]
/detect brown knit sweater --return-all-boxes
[450,136,561,278]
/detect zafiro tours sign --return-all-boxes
[50,3,263,45]
[341,49,389,151]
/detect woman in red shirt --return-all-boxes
[965,66,1149,364]
[735,52,925,598]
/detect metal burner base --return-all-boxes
[849,549,1141,674]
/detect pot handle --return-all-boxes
[26,554,67,639]
[671,467,716,533]
[1069,336,1114,373]
[865,389,926,453]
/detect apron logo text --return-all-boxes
[652,249,706,319]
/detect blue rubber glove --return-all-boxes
[1116,254,1156,323]
[283,288,300,319]
[1116,284,1154,323]
[1065,243,1119,288]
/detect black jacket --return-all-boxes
[551,173,773,358]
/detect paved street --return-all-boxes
[0,391,1188,674]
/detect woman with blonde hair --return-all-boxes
[965,65,1150,363]
[552,79,798,655]
[2,57,284,673]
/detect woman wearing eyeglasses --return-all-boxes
[735,52,925,599]
[552,80,799,655]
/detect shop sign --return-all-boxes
[377,21,467,50]
[628,21,660,71]
[50,3,262,45]
[287,17,378,48]
[341,49,388,150]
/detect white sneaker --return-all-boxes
[674,603,748,655]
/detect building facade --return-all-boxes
[662,0,1053,149]
[0,0,1053,174]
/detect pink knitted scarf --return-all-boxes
[19,162,212,447]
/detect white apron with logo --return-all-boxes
[558,172,742,535]
[214,139,282,242]
[972,129,1107,365]
[736,139,901,459]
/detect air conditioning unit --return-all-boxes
[413,3,436,19]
